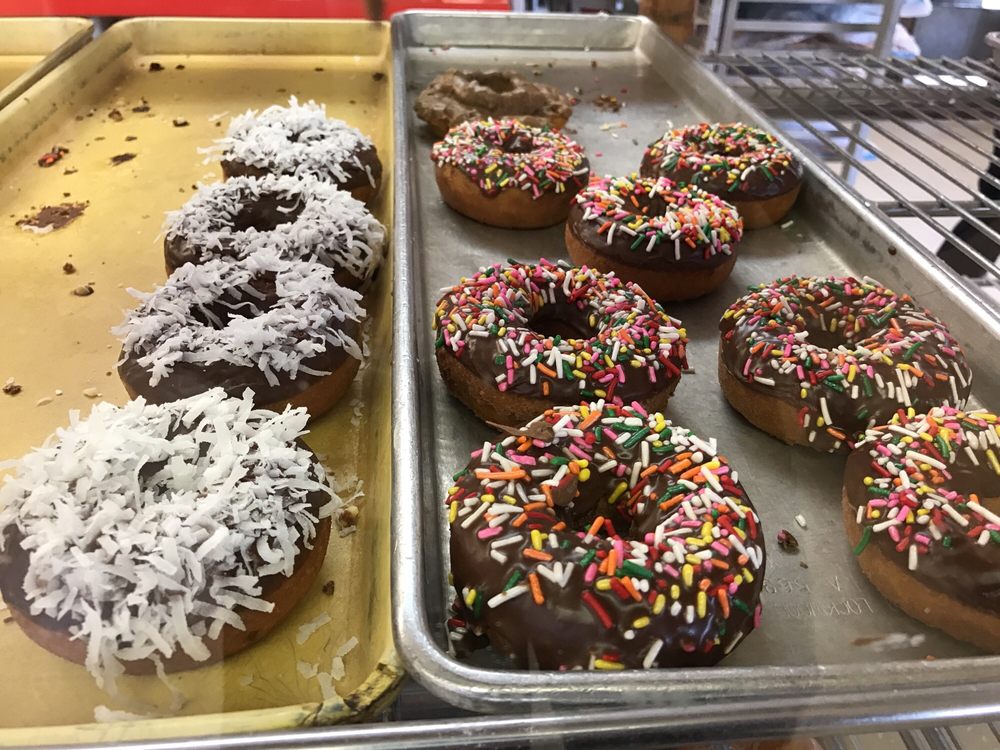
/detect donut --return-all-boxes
[566,174,743,301]
[115,250,365,419]
[430,118,590,229]
[434,260,688,426]
[843,406,1000,651]
[207,97,382,204]
[0,389,335,684]
[719,276,973,453]
[446,401,765,669]
[414,69,574,138]
[163,174,386,290]
[640,123,802,229]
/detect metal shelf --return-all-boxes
[705,51,1000,308]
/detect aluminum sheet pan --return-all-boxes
[391,11,1000,721]
[0,18,400,745]
[0,18,92,111]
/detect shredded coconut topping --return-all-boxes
[114,249,365,387]
[0,389,336,688]
[204,97,376,186]
[164,174,385,284]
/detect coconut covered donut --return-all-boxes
[116,250,365,419]
[434,260,688,426]
[163,174,386,290]
[415,69,574,138]
[431,118,590,229]
[566,174,744,301]
[0,389,335,685]
[719,276,973,453]
[447,401,765,669]
[641,123,802,229]
[843,406,1000,651]
[208,97,382,204]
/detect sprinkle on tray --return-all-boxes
[110,152,137,166]
[794,514,808,529]
[37,146,69,168]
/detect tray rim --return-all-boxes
[0,15,403,745]
[0,16,93,111]
[389,8,1000,724]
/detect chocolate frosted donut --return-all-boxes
[719,276,973,453]
[566,174,743,301]
[415,69,574,138]
[0,389,335,685]
[843,406,1000,651]
[447,401,765,670]
[115,250,365,419]
[434,260,688,426]
[641,123,802,229]
[207,97,382,204]
[163,174,385,289]
[431,118,590,229]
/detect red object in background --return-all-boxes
[0,0,509,17]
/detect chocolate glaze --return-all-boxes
[567,192,733,272]
[119,274,357,407]
[719,277,972,452]
[164,190,301,271]
[435,262,686,406]
[844,445,1000,612]
[222,142,382,196]
[448,403,765,669]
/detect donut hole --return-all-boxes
[465,71,517,94]
[528,303,597,342]
[230,194,302,233]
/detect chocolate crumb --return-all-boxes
[349,99,357,105]
[175,63,185,70]
[799,561,809,569]
[62,192,71,198]
[62,262,76,274]
[37,145,69,168]
[17,202,88,233]
[125,135,137,141]
[314,67,324,72]
[592,94,621,113]
[149,61,164,72]
[94,136,106,142]
[63,167,78,175]
[72,284,94,297]
[110,153,136,166]
[108,108,124,122]
[372,71,385,81]
[322,580,336,596]
[3,617,12,624]
[777,528,799,552]
[338,505,359,529]
[132,99,150,113]
[2,378,22,396]
[172,118,189,127]
[591,60,598,68]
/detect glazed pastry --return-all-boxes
[719,276,973,452]
[434,259,687,425]
[431,118,590,229]
[163,174,385,289]
[566,174,743,301]
[843,406,1000,652]
[447,401,765,669]
[0,389,335,684]
[415,69,574,137]
[116,250,365,419]
[208,97,382,204]
[641,122,802,229]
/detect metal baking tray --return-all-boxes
[0,17,92,111]
[391,10,1000,724]
[0,18,400,744]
